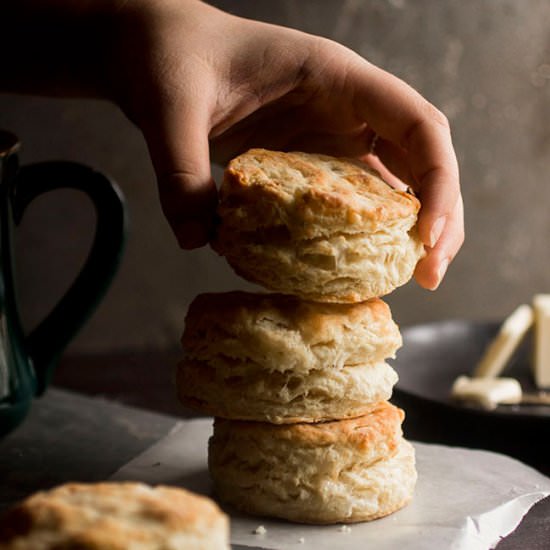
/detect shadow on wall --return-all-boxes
[1,0,549,353]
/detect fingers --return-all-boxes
[349,59,462,268]
[141,97,217,249]
[404,115,460,250]
[368,135,464,290]
[414,195,464,290]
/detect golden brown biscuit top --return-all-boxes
[217,149,420,237]
[0,482,227,549]
[182,291,396,348]
[213,401,404,451]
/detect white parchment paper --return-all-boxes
[112,419,550,550]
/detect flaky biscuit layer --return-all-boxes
[178,359,398,423]
[182,292,402,374]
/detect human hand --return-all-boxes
[112,0,463,290]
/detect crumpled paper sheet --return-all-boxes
[111,419,550,550]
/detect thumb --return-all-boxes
[142,101,217,249]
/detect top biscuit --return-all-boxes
[212,149,424,302]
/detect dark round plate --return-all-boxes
[391,320,550,473]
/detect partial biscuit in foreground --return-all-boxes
[0,482,229,550]
[178,291,401,423]
[212,149,424,302]
[208,402,416,524]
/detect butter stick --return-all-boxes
[473,304,533,378]
[533,294,550,388]
[451,376,522,410]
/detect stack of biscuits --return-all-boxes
[177,149,425,524]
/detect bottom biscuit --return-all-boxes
[208,406,416,524]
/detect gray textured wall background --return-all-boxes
[1,0,549,353]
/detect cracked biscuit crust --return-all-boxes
[212,149,424,302]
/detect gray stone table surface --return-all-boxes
[0,388,548,549]
[0,388,176,511]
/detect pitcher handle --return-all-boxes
[12,162,127,394]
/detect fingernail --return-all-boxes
[434,258,449,289]
[176,220,209,249]
[428,216,446,248]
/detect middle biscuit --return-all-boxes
[177,291,401,423]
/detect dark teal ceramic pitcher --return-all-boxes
[0,130,126,437]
